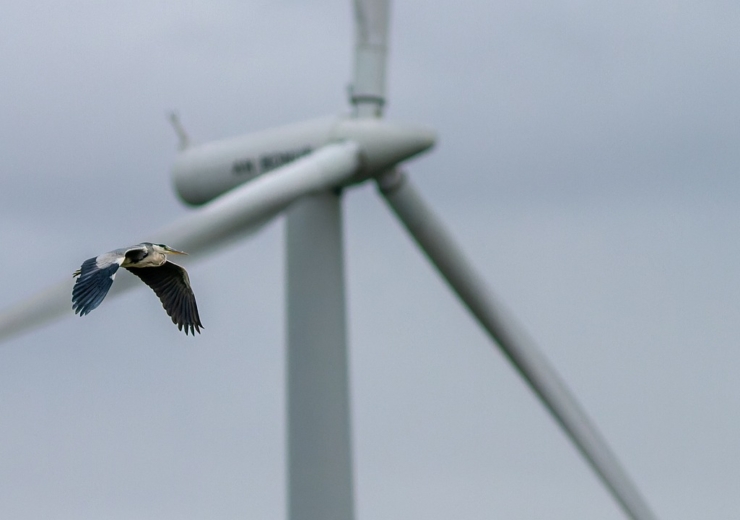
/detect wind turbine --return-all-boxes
[0,1,660,519]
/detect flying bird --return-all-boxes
[72,243,203,335]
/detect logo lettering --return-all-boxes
[232,147,312,178]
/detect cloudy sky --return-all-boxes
[2,0,740,518]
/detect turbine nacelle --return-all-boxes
[171,115,436,205]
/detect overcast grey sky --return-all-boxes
[2,0,740,518]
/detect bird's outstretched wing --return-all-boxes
[72,251,126,315]
[125,261,203,335]
[72,245,148,316]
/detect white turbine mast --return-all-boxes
[0,1,659,519]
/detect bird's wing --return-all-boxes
[71,245,147,316]
[125,261,203,335]
[72,250,128,315]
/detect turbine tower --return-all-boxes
[0,1,659,519]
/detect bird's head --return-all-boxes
[153,243,188,256]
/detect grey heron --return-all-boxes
[72,243,203,335]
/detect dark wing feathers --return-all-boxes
[125,261,203,335]
[72,257,121,316]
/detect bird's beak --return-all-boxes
[166,247,188,255]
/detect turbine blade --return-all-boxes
[376,170,659,520]
[351,0,390,117]
[0,280,71,343]
[0,142,361,344]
